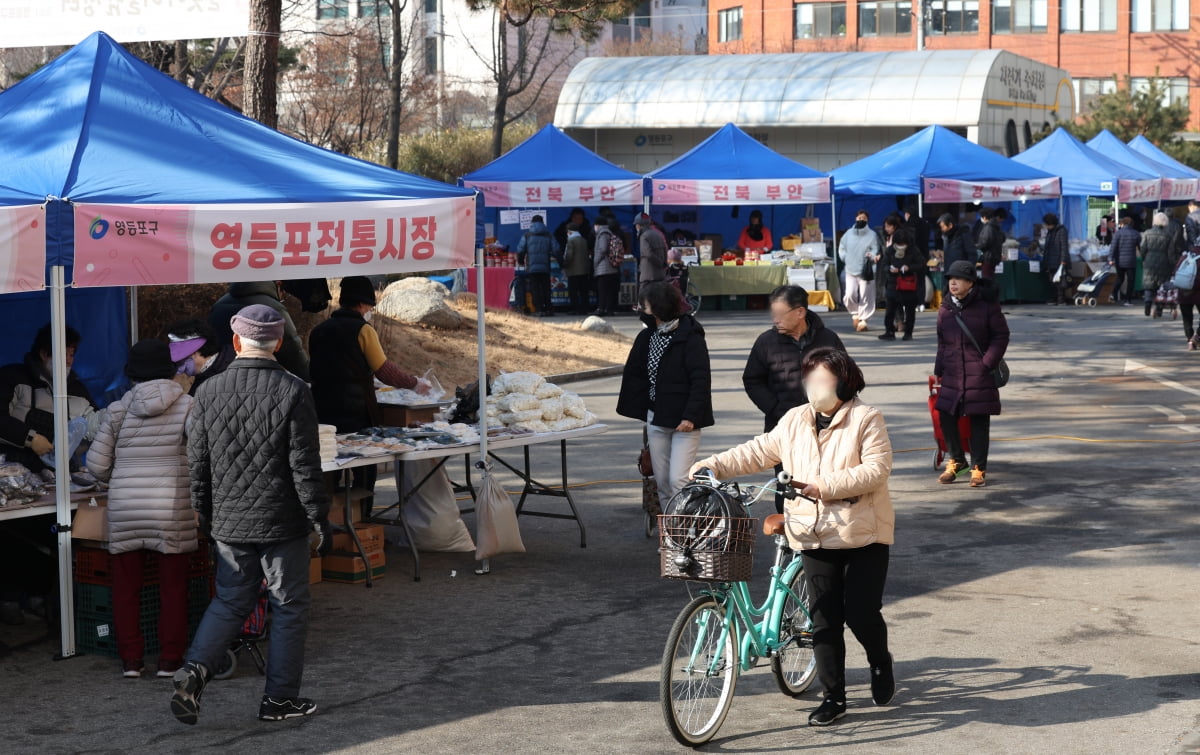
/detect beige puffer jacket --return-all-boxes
[86,379,198,555]
[695,398,893,550]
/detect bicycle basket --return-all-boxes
[658,514,756,582]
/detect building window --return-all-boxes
[359,0,392,16]
[1131,77,1190,106]
[718,7,744,41]
[794,2,848,38]
[1004,120,1019,156]
[1073,77,1118,112]
[317,0,350,19]
[1061,0,1117,32]
[992,0,1047,33]
[925,0,979,34]
[424,0,438,12]
[424,36,439,75]
[859,2,912,35]
[1131,0,1188,31]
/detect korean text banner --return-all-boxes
[0,1,249,48]
[0,205,47,293]
[1118,179,1163,203]
[923,177,1062,202]
[1162,178,1200,202]
[70,197,476,288]
[651,177,831,206]
[463,179,643,208]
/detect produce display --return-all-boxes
[485,371,597,434]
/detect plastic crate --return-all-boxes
[74,579,210,658]
[73,543,211,587]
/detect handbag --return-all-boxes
[860,256,875,282]
[896,273,918,292]
[637,446,654,478]
[954,313,1010,388]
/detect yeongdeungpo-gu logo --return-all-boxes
[89,215,110,240]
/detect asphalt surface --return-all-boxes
[2,300,1200,754]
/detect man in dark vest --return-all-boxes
[309,277,428,514]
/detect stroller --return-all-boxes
[211,579,269,680]
[1074,263,1116,306]
[928,376,971,469]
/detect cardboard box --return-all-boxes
[321,550,386,584]
[331,524,386,554]
[309,555,322,585]
[71,496,109,545]
[328,491,367,527]
[378,404,438,428]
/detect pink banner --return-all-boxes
[0,205,47,293]
[651,177,831,205]
[1117,179,1162,203]
[463,179,643,208]
[922,177,1062,202]
[1162,177,1200,202]
[70,197,476,287]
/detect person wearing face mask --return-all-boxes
[743,285,845,513]
[208,280,310,381]
[738,210,774,254]
[934,260,1009,488]
[165,319,236,397]
[617,282,714,514]
[839,210,880,332]
[691,347,895,727]
[878,229,926,341]
[309,276,430,517]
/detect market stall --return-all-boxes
[0,32,478,657]
[1088,129,1200,204]
[1127,135,1200,196]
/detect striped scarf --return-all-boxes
[646,319,679,402]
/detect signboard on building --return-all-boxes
[0,0,250,48]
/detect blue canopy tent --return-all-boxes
[1087,129,1199,204]
[644,123,833,250]
[1127,135,1200,200]
[0,32,477,657]
[462,124,644,251]
[1013,128,1160,239]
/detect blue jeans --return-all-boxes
[186,536,311,698]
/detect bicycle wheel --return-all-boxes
[771,567,817,697]
[660,595,738,746]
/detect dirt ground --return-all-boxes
[135,284,630,390]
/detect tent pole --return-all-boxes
[128,287,138,344]
[50,264,76,659]
[475,237,490,574]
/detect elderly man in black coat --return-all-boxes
[170,304,330,726]
[743,285,845,512]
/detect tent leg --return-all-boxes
[50,265,76,660]
[128,286,138,343]
[475,240,492,575]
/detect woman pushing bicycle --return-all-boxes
[689,347,895,727]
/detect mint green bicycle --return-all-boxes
[658,471,817,746]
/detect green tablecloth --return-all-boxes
[688,265,788,296]
[997,260,1053,302]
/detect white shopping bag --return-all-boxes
[475,473,526,560]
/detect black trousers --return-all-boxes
[939,410,991,470]
[1182,302,1198,341]
[567,274,591,314]
[1047,271,1070,304]
[802,544,891,701]
[884,290,919,335]
[1112,266,1136,303]
[595,273,619,314]
[527,273,552,313]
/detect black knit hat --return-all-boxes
[339,276,377,307]
[945,260,978,281]
[125,339,176,382]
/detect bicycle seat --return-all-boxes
[763,513,785,537]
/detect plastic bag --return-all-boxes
[475,473,526,560]
[534,382,563,399]
[539,396,564,421]
[401,459,475,553]
[498,393,540,413]
[492,371,544,396]
[498,409,542,425]
[561,393,588,419]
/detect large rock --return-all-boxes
[580,316,614,334]
[383,277,450,298]
[377,289,464,329]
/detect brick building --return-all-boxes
[706,0,1200,129]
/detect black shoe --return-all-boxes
[871,653,895,705]
[878,333,896,341]
[808,697,847,726]
[259,696,318,721]
[170,662,209,725]
[901,333,913,341]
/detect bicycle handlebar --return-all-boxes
[689,469,817,507]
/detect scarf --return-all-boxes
[747,224,763,242]
[646,319,680,402]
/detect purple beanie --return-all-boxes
[230,304,285,342]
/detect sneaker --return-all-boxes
[259,696,318,721]
[123,659,145,679]
[157,659,183,678]
[901,333,913,341]
[970,467,986,487]
[878,332,895,341]
[855,321,869,333]
[170,661,209,725]
[1188,339,1197,351]
[871,654,895,705]
[808,697,847,726]
[938,459,968,484]
[851,317,860,330]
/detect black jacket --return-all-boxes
[0,354,96,470]
[879,243,929,294]
[616,315,714,430]
[742,312,845,431]
[188,357,329,544]
[1041,225,1070,272]
[309,308,378,433]
[189,345,235,397]
[976,221,1005,266]
[942,224,974,269]
[208,281,310,381]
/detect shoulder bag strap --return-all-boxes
[954,313,987,360]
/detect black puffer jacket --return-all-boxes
[742,312,845,431]
[616,315,714,430]
[188,357,329,544]
[942,224,974,269]
[208,282,310,381]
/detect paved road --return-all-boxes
[2,302,1199,754]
